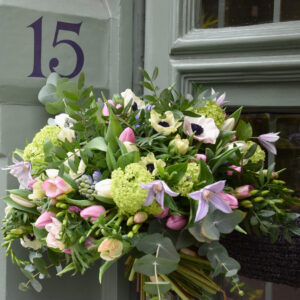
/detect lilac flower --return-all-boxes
[258,132,280,155]
[188,180,232,222]
[211,88,229,107]
[2,158,33,189]
[141,180,179,209]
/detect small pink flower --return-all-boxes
[98,238,123,261]
[216,192,238,209]
[119,127,136,143]
[235,185,254,199]
[195,154,207,162]
[35,211,56,228]
[28,179,37,190]
[153,207,169,219]
[80,205,106,222]
[42,177,73,198]
[64,248,71,254]
[102,100,122,116]
[45,217,65,250]
[166,215,187,230]
[227,165,242,176]
[68,206,82,213]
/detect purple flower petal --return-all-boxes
[210,194,232,214]
[258,132,279,143]
[195,199,209,222]
[143,189,155,206]
[188,190,204,201]
[259,139,277,155]
[205,180,226,193]
[156,191,165,209]
[161,181,179,197]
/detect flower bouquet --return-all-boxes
[1,69,299,299]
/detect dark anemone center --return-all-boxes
[26,234,35,241]
[146,163,155,173]
[158,121,170,127]
[132,102,138,111]
[191,123,204,135]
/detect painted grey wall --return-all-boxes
[0,1,138,300]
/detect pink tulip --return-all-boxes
[119,127,136,143]
[80,205,106,222]
[166,215,187,230]
[153,207,169,219]
[68,206,82,213]
[195,154,207,162]
[102,100,122,116]
[216,192,238,209]
[35,211,56,228]
[42,177,73,198]
[235,185,254,199]
[98,238,123,261]
[227,165,242,176]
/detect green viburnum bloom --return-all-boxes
[139,152,166,176]
[143,201,162,215]
[246,141,266,164]
[196,100,226,129]
[174,162,200,196]
[23,125,61,166]
[111,163,154,215]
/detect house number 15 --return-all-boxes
[28,17,84,79]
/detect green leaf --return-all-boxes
[140,68,151,81]
[210,148,237,173]
[21,268,34,280]
[152,67,159,81]
[105,108,123,152]
[33,227,48,245]
[213,210,245,234]
[198,159,214,185]
[189,223,212,243]
[201,214,220,240]
[7,189,31,199]
[166,162,188,185]
[56,263,75,276]
[86,137,107,152]
[134,254,178,276]
[45,100,65,115]
[47,249,61,266]
[92,194,115,205]
[78,72,85,89]
[99,260,116,284]
[136,234,180,263]
[229,106,243,126]
[44,139,54,158]
[63,91,78,102]
[244,143,257,159]
[144,282,171,295]
[30,279,43,293]
[65,198,100,207]
[140,81,154,91]
[38,83,58,104]
[258,210,275,217]
[236,120,253,141]
[289,226,300,236]
[33,258,48,275]
[18,282,29,292]
[117,151,140,169]
[106,143,118,171]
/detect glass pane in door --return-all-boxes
[281,0,300,21]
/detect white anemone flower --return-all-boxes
[20,235,42,250]
[121,89,145,111]
[183,116,219,144]
[54,113,75,128]
[150,110,182,136]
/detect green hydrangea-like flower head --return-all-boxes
[143,201,162,215]
[196,100,226,129]
[111,163,154,215]
[139,152,166,176]
[174,162,200,196]
[23,125,61,166]
[246,141,266,164]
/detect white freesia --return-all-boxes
[121,89,145,110]
[221,118,235,131]
[58,128,76,143]
[5,205,13,216]
[54,113,75,128]
[227,141,247,152]
[46,169,59,179]
[10,194,35,208]
[20,235,42,250]
[123,141,139,152]
[183,116,220,144]
[95,179,113,199]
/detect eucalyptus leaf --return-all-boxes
[144,281,171,294]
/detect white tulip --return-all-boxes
[221,118,235,131]
[95,179,113,199]
[58,128,76,143]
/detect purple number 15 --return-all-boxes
[28,17,84,79]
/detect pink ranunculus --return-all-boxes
[80,205,106,222]
[98,238,123,261]
[195,154,207,162]
[68,206,82,213]
[41,177,73,198]
[216,192,238,209]
[45,217,65,251]
[35,211,56,228]
[227,165,242,176]
[153,207,169,219]
[166,215,187,230]
[235,185,254,199]
[85,237,96,251]
[119,127,136,143]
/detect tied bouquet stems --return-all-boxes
[1,69,299,299]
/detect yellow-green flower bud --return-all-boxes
[132,224,141,233]
[240,200,253,208]
[127,231,134,238]
[260,190,269,196]
[250,190,259,196]
[253,197,264,202]
[127,216,134,226]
